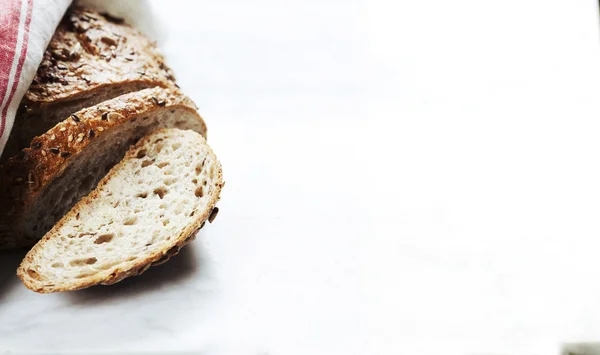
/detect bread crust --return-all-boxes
[0,87,206,249]
[16,129,223,293]
[3,5,176,159]
[24,5,174,105]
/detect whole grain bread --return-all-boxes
[17,128,223,293]
[1,5,176,160]
[0,87,207,249]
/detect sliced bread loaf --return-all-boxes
[17,128,223,293]
[0,87,206,249]
[2,5,176,159]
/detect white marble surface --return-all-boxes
[2,1,600,354]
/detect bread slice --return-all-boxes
[0,87,206,249]
[2,5,175,160]
[17,128,223,293]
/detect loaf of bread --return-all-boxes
[0,87,207,249]
[1,5,226,295]
[1,5,176,160]
[17,128,223,293]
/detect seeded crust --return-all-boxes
[17,129,223,293]
[3,5,176,159]
[0,87,206,249]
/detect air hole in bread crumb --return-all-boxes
[141,159,153,167]
[134,170,140,175]
[164,178,175,186]
[70,257,97,266]
[171,142,182,150]
[202,179,207,186]
[113,200,120,208]
[136,192,148,198]
[163,169,173,175]
[195,186,204,198]
[157,161,169,168]
[195,165,202,175]
[159,204,166,210]
[162,218,170,226]
[27,269,41,280]
[94,233,114,244]
[189,210,195,217]
[123,216,138,226]
[136,149,147,159]
[154,138,163,144]
[192,178,198,184]
[51,262,63,268]
[153,187,167,199]
[127,256,136,261]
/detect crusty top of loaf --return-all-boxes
[22,5,175,106]
[0,87,202,227]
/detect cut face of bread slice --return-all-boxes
[2,6,175,160]
[0,87,206,249]
[18,128,223,293]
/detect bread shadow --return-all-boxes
[67,242,203,303]
[0,249,28,300]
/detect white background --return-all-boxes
[2,1,600,354]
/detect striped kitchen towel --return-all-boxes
[0,0,72,155]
